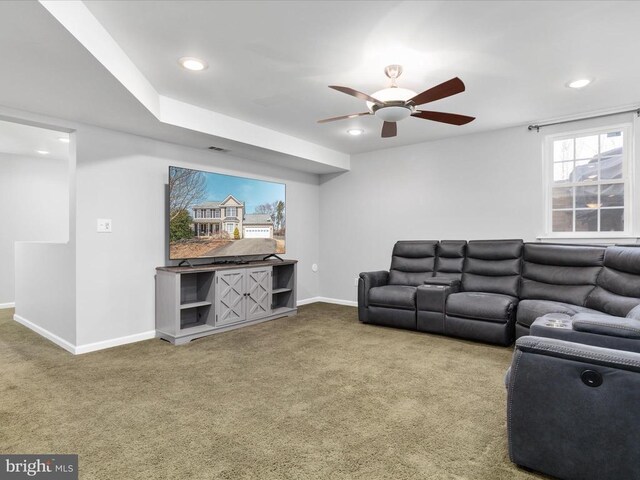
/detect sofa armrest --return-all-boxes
[359,271,389,291]
[572,313,640,339]
[531,313,640,354]
[357,271,389,316]
[627,304,640,320]
[424,278,461,289]
[416,281,459,313]
[513,335,640,372]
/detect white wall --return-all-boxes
[74,126,320,346]
[0,152,68,305]
[319,113,640,302]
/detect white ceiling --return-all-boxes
[0,119,69,162]
[0,1,638,172]
[82,0,640,154]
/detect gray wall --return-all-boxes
[0,152,69,305]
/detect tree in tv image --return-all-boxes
[169,167,286,260]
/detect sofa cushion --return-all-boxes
[585,246,640,317]
[388,240,438,286]
[461,240,523,297]
[446,292,518,323]
[516,299,603,328]
[369,285,416,310]
[520,243,604,305]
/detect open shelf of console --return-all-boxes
[271,263,296,311]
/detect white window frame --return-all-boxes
[213,209,220,218]
[543,123,634,239]
[226,207,236,217]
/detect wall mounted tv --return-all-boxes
[169,166,286,260]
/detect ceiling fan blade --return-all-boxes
[412,110,476,125]
[381,121,397,138]
[407,77,466,106]
[317,112,371,124]
[329,85,384,106]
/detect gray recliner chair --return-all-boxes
[358,240,438,330]
[506,334,640,480]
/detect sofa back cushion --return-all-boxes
[388,240,438,286]
[435,240,467,280]
[462,240,523,296]
[520,244,605,306]
[586,246,640,317]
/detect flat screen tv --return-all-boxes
[169,166,286,260]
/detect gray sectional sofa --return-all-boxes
[358,239,640,346]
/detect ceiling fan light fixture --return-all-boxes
[178,56,208,71]
[374,106,412,122]
[347,128,364,136]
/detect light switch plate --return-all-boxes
[97,218,112,233]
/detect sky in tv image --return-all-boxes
[201,171,284,213]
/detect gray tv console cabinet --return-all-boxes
[155,260,297,345]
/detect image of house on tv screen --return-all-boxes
[169,166,285,260]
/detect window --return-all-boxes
[226,207,236,217]
[225,223,235,234]
[213,209,220,218]
[546,125,631,236]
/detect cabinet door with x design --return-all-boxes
[215,267,272,326]
[245,267,272,321]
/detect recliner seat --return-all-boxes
[361,240,438,330]
[515,243,605,338]
[444,239,523,345]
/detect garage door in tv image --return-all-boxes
[168,166,285,260]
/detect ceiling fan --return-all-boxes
[318,65,475,138]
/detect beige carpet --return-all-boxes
[0,304,545,479]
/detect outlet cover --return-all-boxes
[97,218,112,233]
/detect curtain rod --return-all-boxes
[528,108,640,132]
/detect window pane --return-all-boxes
[575,209,597,232]
[600,155,623,180]
[600,131,623,155]
[552,187,573,209]
[554,161,573,183]
[575,185,598,209]
[575,135,598,159]
[601,208,624,232]
[553,139,574,162]
[572,159,598,182]
[601,184,624,207]
[552,210,573,232]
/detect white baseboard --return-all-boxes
[297,297,357,307]
[13,314,76,354]
[74,330,156,355]
[13,313,156,355]
[0,302,15,309]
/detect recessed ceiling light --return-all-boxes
[58,137,70,143]
[36,150,49,155]
[567,78,592,89]
[178,57,208,71]
[347,128,364,136]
